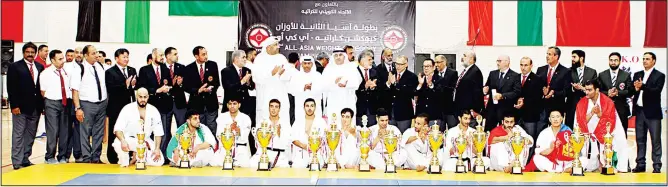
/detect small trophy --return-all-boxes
[454,133,468,173]
[177,128,193,169]
[601,122,615,175]
[427,122,443,174]
[383,131,398,173]
[358,115,371,172]
[136,119,146,170]
[325,113,341,171]
[472,124,488,174]
[308,128,322,171]
[253,120,274,171]
[220,127,236,170]
[569,124,588,176]
[509,131,525,175]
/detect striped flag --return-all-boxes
[76,1,150,43]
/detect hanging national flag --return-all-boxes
[77,1,150,43]
[1,0,48,43]
[556,0,631,47]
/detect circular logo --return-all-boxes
[245,23,273,49]
[619,82,625,90]
[380,25,408,52]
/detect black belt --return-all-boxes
[266,147,285,152]
[237,143,247,146]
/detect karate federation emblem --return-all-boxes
[380,25,408,52]
[245,23,273,49]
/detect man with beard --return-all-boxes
[536,46,571,127]
[375,48,395,117]
[65,49,75,63]
[111,88,164,168]
[290,98,326,169]
[183,46,220,134]
[315,52,328,73]
[368,108,407,171]
[482,55,521,132]
[403,113,445,172]
[166,110,217,167]
[442,110,490,172]
[434,55,458,130]
[323,48,361,122]
[355,51,379,126]
[453,50,484,124]
[104,48,138,164]
[344,45,355,62]
[211,97,252,168]
[487,112,533,173]
[597,52,632,137]
[566,50,597,128]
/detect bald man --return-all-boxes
[454,51,484,124]
[112,88,165,167]
[137,48,173,148]
[482,55,521,131]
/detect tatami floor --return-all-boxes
[1,108,666,185]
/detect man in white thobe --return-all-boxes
[166,110,217,167]
[338,108,361,169]
[112,88,164,167]
[254,36,295,123]
[533,110,589,173]
[403,113,446,172]
[322,49,362,121]
[488,113,533,172]
[211,97,253,168]
[250,99,292,168]
[443,111,490,171]
[291,98,327,169]
[290,55,324,120]
[368,108,407,171]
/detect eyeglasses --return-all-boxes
[423,65,433,68]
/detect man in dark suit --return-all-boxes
[221,50,255,114]
[355,51,379,126]
[314,52,328,74]
[104,48,137,164]
[183,46,220,134]
[482,55,521,132]
[454,50,484,124]
[598,52,632,137]
[536,46,571,125]
[631,52,665,173]
[434,55,458,131]
[565,50,597,128]
[415,59,442,127]
[384,55,417,133]
[375,48,396,118]
[137,48,173,138]
[8,42,44,170]
[158,47,187,164]
[515,57,545,163]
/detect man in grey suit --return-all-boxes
[565,50,597,129]
[597,52,632,137]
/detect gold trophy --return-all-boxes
[308,127,322,171]
[509,131,525,175]
[454,132,468,173]
[358,115,371,172]
[383,130,399,173]
[472,124,488,174]
[601,122,614,175]
[220,127,236,170]
[325,113,341,171]
[136,119,146,170]
[177,128,193,169]
[569,124,589,176]
[252,120,274,171]
[427,122,443,174]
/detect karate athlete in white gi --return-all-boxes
[488,113,533,173]
[250,99,292,168]
[166,110,217,167]
[368,108,407,171]
[112,88,164,167]
[403,113,445,172]
[291,98,327,169]
[443,110,490,171]
[211,97,252,167]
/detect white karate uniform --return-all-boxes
[443,125,491,171]
[211,112,253,168]
[168,124,217,167]
[402,128,446,170]
[339,124,361,168]
[254,52,295,123]
[367,124,407,171]
[290,117,327,169]
[249,117,292,168]
[576,93,629,172]
[489,126,534,172]
[322,55,362,121]
[533,126,589,173]
[112,103,165,167]
[289,69,324,119]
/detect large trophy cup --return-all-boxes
[308,128,322,171]
[384,130,399,173]
[472,124,488,174]
[601,122,615,175]
[252,120,274,171]
[136,119,146,170]
[427,122,443,174]
[454,132,468,173]
[220,127,236,170]
[358,115,371,172]
[325,113,341,171]
[177,128,193,169]
[509,131,525,175]
[569,124,589,176]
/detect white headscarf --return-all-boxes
[259,36,280,55]
[299,55,317,74]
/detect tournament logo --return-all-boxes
[380,25,408,52]
[245,23,273,49]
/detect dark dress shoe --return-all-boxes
[632,167,646,173]
[90,160,103,164]
[75,160,88,163]
[13,166,21,170]
[21,162,34,167]
[653,168,660,173]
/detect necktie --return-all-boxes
[456,69,467,88]
[578,69,583,83]
[199,64,205,82]
[364,69,369,81]
[92,65,102,101]
[155,66,161,84]
[397,72,401,82]
[611,72,617,87]
[28,62,34,81]
[239,69,243,80]
[169,64,174,80]
[546,67,553,86]
[59,69,67,106]
[440,71,444,77]
[521,75,527,87]
[77,63,84,78]
[498,72,505,86]
[122,67,127,79]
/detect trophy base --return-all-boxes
[135,162,146,170]
[571,167,584,176]
[179,161,190,169]
[455,165,467,173]
[427,165,442,174]
[385,164,396,173]
[359,164,370,172]
[222,162,234,170]
[257,162,271,171]
[601,167,615,175]
[511,166,523,175]
[327,163,338,172]
[309,163,320,171]
[473,165,486,174]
